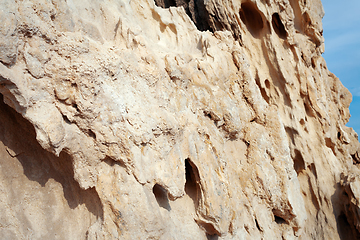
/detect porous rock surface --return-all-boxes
[0,0,360,239]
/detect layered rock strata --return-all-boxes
[1,0,360,239]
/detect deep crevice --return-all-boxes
[185,158,200,206]
[272,13,287,39]
[87,129,96,139]
[293,149,305,174]
[337,211,358,240]
[62,114,71,124]
[255,218,262,231]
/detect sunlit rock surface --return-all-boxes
[1,0,360,239]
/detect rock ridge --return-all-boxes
[0,0,359,239]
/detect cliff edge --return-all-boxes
[1,0,360,239]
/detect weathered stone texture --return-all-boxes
[0,0,359,239]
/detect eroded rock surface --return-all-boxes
[0,0,360,239]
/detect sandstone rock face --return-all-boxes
[0,0,359,239]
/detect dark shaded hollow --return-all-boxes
[272,13,287,39]
[351,152,360,164]
[293,149,305,174]
[331,180,360,240]
[203,110,221,126]
[239,1,264,38]
[185,158,199,203]
[255,218,262,231]
[285,126,299,146]
[274,215,287,224]
[87,129,96,139]
[154,0,176,8]
[325,137,336,156]
[207,233,219,240]
[265,79,271,88]
[337,211,359,240]
[0,93,103,219]
[153,184,171,211]
[299,118,306,125]
[154,0,212,32]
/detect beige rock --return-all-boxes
[0,0,359,239]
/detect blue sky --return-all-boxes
[322,0,360,135]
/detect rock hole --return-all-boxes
[87,129,96,139]
[185,158,200,206]
[265,79,270,89]
[293,149,305,174]
[337,132,341,140]
[206,232,219,240]
[272,13,287,39]
[299,118,306,125]
[337,211,358,240]
[153,184,171,211]
[50,13,56,21]
[325,137,336,155]
[285,126,298,146]
[274,215,287,224]
[203,110,221,126]
[72,103,79,112]
[239,2,264,38]
[103,156,127,169]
